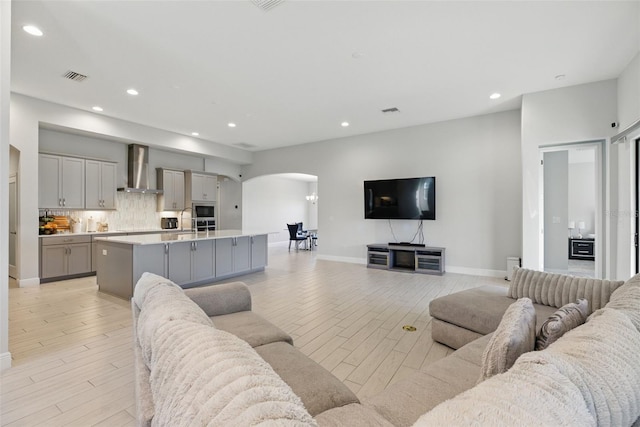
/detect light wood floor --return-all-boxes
[1,244,507,426]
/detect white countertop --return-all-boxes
[94,229,270,245]
[39,229,187,238]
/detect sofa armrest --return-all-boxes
[184,282,252,316]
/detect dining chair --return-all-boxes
[287,223,308,251]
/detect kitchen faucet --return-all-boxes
[179,207,192,231]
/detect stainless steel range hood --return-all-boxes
[117,144,163,194]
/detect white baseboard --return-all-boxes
[316,255,367,265]
[445,266,507,279]
[18,277,40,287]
[0,352,12,371]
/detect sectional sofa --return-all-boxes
[132,269,640,426]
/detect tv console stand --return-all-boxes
[367,244,445,275]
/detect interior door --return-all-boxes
[9,175,17,278]
[543,151,569,271]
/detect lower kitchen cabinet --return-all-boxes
[40,235,92,282]
[168,240,215,285]
[215,236,250,278]
[251,234,268,269]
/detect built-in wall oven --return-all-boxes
[193,203,216,231]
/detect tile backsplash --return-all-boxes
[39,192,189,232]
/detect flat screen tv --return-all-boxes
[364,177,436,220]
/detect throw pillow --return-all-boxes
[535,298,588,350]
[478,298,536,383]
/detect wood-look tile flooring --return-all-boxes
[1,244,506,426]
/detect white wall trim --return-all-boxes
[446,266,507,279]
[316,254,367,265]
[18,277,40,287]
[0,352,12,371]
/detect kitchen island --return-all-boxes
[95,230,268,299]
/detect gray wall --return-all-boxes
[544,151,569,270]
[242,110,522,275]
[569,160,596,236]
[218,177,242,230]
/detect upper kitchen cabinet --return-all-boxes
[185,171,217,204]
[39,154,85,209]
[157,168,185,211]
[85,160,117,210]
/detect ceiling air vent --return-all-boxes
[381,107,400,114]
[251,0,285,12]
[233,142,257,150]
[63,70,88,82]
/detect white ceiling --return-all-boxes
[10,1,640,152]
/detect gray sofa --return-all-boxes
[133,269,640,426]
[429,267,625,349]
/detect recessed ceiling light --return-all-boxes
[489,93,501,100]
[352,52,365,59]
[191,132,199,136]
[555,74,566,81]
[228,123,236,128]
[341,122,350,127]
[92,106,103,112]
[23,25,43,36]
[126,88,139,96]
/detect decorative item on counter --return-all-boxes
[97,219,109,232]
[71,217,82,234]
[39,212,57,235]
[87,216,96,232]
[52,216,70,232]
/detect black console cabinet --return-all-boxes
[568,238,595,260]
[367,244,445,275]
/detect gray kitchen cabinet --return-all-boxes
[215,238,234,277]
[85,160,117,209]
[215,236,250,278]
[250,234,268,269]
[168,240,215,285]
[40,235,92,281]
[39,154,85,209]
[157,168,185,211]
[133,244,168,281]
[186,171,217,204]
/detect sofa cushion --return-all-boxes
[212,311,293,347]
[522,308,640,426]
[449,333,492,366]
[314,403,395,426]
[478,298,536,382]
[255,341,359,416]
[430,318,485,350]
[148,319,315,426]
[509,268,624,314]
[134,273,214,367]
[184,281,252,316]
[429,285,512,335]
[412,355,595,426]
[366,348,483,427]
[536,298,588,350]
[604,273,640,331]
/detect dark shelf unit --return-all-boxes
[367,244,445,275]
[568,238,595,260]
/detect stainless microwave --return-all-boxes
[193,203,215,219]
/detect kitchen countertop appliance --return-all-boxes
[161,217,178,229]
[192,203,216,231]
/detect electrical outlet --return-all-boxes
[102,249,107,256]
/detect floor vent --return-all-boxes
[63,70,88,82]
[251,0,285,12]
[382,107,400,114]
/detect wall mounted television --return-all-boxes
[364,177,436,220]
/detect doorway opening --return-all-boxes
[540,141,604,278]
[242,173,318,246]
